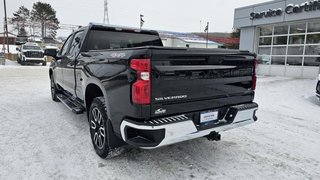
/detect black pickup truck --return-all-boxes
[47,23,258,158]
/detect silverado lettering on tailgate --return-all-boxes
[155,95,188,101]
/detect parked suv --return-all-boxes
[17,42,47,66]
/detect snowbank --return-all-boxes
[5,59,19,66]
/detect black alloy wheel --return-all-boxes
[90,107,106,150]
[89,97,125,159]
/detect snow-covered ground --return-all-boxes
[0,66,319,179]
[0,59,50,68]
[2,59,20,66]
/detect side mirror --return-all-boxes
[44,49,58,59]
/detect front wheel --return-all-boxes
[89,97,124,159]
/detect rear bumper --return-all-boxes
[120,102,258,149]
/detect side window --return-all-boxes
[60,35,73,56]
[69,31,84,57]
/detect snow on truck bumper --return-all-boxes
[120,102,258,149]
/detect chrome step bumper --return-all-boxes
[120,103,258,149]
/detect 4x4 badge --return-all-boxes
[155,108,166,115]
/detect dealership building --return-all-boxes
[234,0,320,78]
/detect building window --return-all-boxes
[289,35,305,44]
[273,36,287,45]
[304,57,320,66]
[258,47,271,55]
[274,25,288,35]
[305,45,320,55]
[271,56,285,65]
[272,47,286,55]
[260,26,273,36]
[287,46,304,55]
[307,22,320,33]
[287,57,303,66]
[290,23,306,34]
[259,37,272,45]
[306,34,320,44]
[257,21,320,67]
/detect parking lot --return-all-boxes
[0,64,319,179]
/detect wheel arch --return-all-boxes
[85,83,126,149]
[85,83,104,112]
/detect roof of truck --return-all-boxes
[74,22,160,36]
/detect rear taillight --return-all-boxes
[130,59,151,105]
[252,59,258,91]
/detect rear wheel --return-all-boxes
[89,97,124,159]
[50,76,60,102]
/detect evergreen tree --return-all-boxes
[31,2,60,38]
[10,6,30,36]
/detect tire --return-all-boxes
[89,97,125,159]
[50,76,60,102]
[42,61,47,66]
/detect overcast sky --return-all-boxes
[1,0,268,36]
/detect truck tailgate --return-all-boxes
[150,48,255,118]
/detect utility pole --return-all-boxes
[2,19,5,53]
[3,0,9,53]
[103,0,110,24]
[140,14,144,30]
[204,22,209,48]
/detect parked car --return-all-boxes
[17,42,47,66]
[47,23,259,158]
[15,35,28,45]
